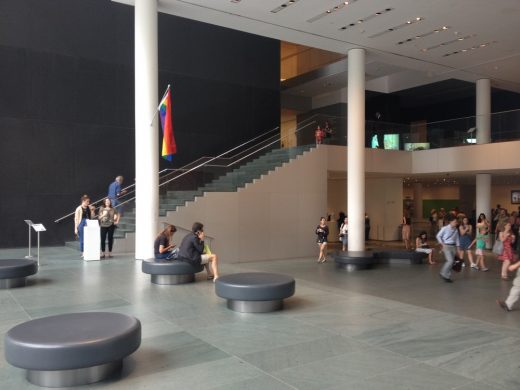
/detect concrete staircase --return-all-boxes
[65,145,313,250]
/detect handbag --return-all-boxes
[452,256,463,272]
[492,239,503,255]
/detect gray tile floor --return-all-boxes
[1,245,519,389]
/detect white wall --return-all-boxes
[403,186,459,199]
[164,146,328,263]
[117,142,520,258]
[366,178,403,240]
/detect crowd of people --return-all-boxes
[424,206,520,311]
[313,206,520,312]
[73,175,220,281]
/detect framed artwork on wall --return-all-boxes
[511,191,520,204]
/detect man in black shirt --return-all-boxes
[178,222,220,280]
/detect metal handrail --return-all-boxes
[100,116,318,212]
[54,123,286,223]
[156,119,317,190]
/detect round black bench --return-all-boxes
[373,250,428,264]
[0,259,38,289]
[215,272,295,313]
[334,251,377,271]
[4,312,141,387]
[142,259,204,284]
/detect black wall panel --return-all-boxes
[0,0,280,248]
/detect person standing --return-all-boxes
[315,217,329,263]
[98,198,119,258]
[315,125,324,145]
[74,195,92,256]
[497,222,516,280]
[339,216,348,251]
[469,213,490,272]
[108,176,126,209]
[365,213,370,241]
[178,222,219,280]
[402,214,411,250]
[436,214,460,283]
[459,217,477,269]
[497,260,520,312]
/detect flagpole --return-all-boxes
[149,84,171,126]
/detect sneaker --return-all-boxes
[496,300,511,312]
[440,274,453,283]
[470,263,479,270]
[481,267,489,272]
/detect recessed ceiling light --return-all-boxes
[271,0,301,13]
[396,26,451,46]
[339,8,394,31]
[307,0,359,22]
[369,16,424,38]
[424,34,475,51]
[443,40,497,57]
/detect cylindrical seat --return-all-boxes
[142,260,204,284]
[4,312,141,387]
[0,259,38,289]
[334,251,376,271]
[215,272,295,313]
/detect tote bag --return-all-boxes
[492,239,503,255]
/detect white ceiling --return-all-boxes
[115,0,520,93]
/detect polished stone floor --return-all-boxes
[1,245,519,389]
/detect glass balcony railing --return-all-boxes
[295,109,520,151]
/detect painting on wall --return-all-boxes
[511,190,520,204]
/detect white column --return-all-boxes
[413,183,423,220]
[347,48,365,251]
[135,0,158,260]
[476,173,491,248]
[476,79,491,144]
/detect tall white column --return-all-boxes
[347,48,365,251]
[476,79,491,144]
[413,183,423,220]
[135,0,158,260]
[476,173,491,248]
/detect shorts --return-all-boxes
[475,248,483,255]
[416,248,432,254]
[201,254,211,265]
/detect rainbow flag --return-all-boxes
[159,87,177,161]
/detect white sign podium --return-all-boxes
[24,220,34,259]
[31,223,46,266]
[83,220,100,261]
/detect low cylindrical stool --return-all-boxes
[215,272,295,313]
[0,259,38,289]
[142,260,204,285]
[4,312,141,387]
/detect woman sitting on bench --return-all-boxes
[154,224,179,260]
[416,231,434,264]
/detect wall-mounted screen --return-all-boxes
[383,134,399,150]
[404,142,431,151]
